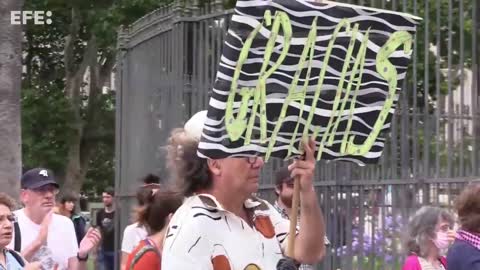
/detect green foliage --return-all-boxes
[82,140,115,197]
[21,85,75,173]
[81,90,115,196]
[22,0,167,194]
[345,0,474,109]
[407,0,474,107]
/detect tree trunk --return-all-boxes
[0,0,24,200]
[61,133,84,193]
[60,34,114,195]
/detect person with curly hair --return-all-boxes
[402,206,456,270]
[161,110,326,269]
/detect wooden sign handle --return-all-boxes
[286,175,301,258]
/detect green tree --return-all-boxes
[349,0,475,107]
[22,0,168,194]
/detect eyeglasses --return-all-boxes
[31,185,59,195]
[245,156,262,165]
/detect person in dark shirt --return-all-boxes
[447,183,480,270]
[58,193,87,246]
[96,187,115,270]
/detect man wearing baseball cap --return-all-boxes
[7,168,101,270]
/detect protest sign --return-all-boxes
[198,0,420,165]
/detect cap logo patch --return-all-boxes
[39,170,48,177]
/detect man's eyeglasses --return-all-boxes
[245,156,262,165]
[31,185,59,195]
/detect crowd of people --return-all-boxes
[0,168,100,270]
[0,110,479,270]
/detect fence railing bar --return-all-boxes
[434,0,441,178]
[411,0,419,180]
[257,177,480,190]
[446,0,454,178]
[459,0,465,177]
[178,10,234,22]
[471,0,479,177]
[423,0,430,179]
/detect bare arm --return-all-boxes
[289,138,326,264]
[296,187,326,263]
[68,257,86,270]
[69,227,102,270]
[121,251,129,270]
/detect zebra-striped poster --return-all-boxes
[197,0,420,165]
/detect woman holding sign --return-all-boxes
[161,111,326,270]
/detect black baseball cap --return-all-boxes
[21,168,59,189]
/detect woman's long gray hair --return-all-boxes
[404,206,454,257]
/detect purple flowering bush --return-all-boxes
[335,213,406,270]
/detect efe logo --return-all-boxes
[10,11,52,25]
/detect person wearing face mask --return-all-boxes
[402,206,456,270]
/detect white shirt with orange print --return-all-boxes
[162,194,295,270]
